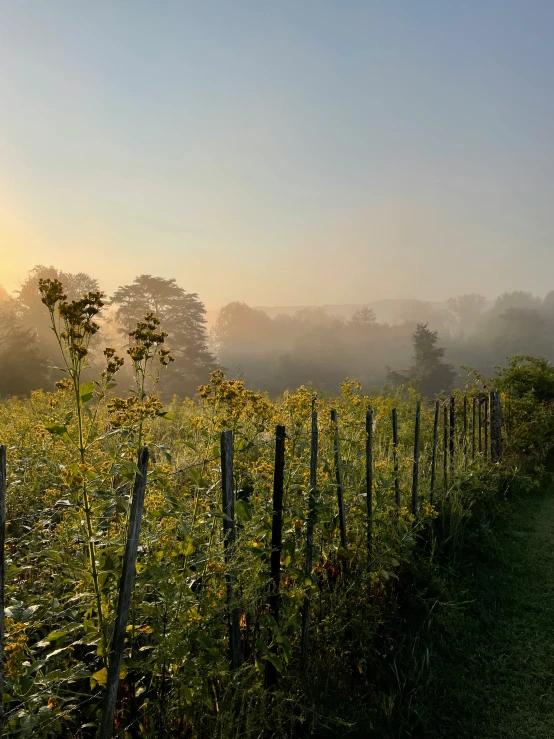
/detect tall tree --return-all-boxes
[350,307,377,327]
[412,323,456,396]
[387,323,455,397]
[16,265,100,360]
[0,303,48,396]
[111,275,216,397]
[491,291,542,315]
[447,293,487,337]
[212,302,273,356]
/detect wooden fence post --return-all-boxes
[430,401,439,507]
[496,392,503,458]
[301,406,318,661]
[443,404,448,492]
[411,401,421,517]
[330,410,347,551]
[472,396,477,461]
[99,447,149,739]
[220,430,242,671]
[366,407,373,571]
[484,395,489,461]
[477,395,483,454]
[463,396,468,464]
[0,445,6,737]
[265,425,286,688]
[392,408,400,508]
[449,397,455,478]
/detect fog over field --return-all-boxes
[1,266,553,399]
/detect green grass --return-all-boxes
[413,483,554,738]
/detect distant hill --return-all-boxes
[254,299,449,325]
[205,298,498,330]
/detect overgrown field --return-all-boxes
[1,281,553,738]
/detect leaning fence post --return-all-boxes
[220,430,242,671]
[430,400,439,507]
[449,397,455,478]
[366,406,373,571]
[443,404,448,492]
[330,410,347,552]
[265,425,286,688]
[99,447,149,739]
[411,401,421,517]
[392,408,400,508]
[301,404,318,661]
[0,445,6,736]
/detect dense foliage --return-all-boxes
[2,268,554,400]
[0,281,553,737]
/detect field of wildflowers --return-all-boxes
[0,280,545,737]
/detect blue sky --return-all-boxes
[1,1,553,307]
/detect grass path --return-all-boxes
[423,487,554,738]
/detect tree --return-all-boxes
[350,307,376,327]
[0,303,48,396]
[493,308,551,361]
[111,275,216,397]
[15,265,100,360]
[491,291,542,316]
[447,293,487,337]
[412,323,456,396]
[212,302,273,355]
[387,323,455,397]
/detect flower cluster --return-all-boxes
[39,278,105,363]
[107,395,164,428]
[5,619,29,679]
[38,278,66,308]
[103,347,125,376]
[128,313,174,367]
[423,502,439,519]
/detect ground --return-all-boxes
[421,485,554,738]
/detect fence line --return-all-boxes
[0,392,505,735]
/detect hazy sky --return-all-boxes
[1,1,554,309]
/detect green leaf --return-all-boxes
[90,667,108,688]
[79,382,96,403]
[44,423,68,437]
[45,646,71,661]
[281,538,295,566]
[264,653,285,673]
[235,498,254,523]
[179,534,195,557]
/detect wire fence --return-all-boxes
[0,391,506,737]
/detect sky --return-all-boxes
[1,0,554,310]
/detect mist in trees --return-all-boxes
[1,267,554,400]
[387,323,455,397]
[0,268,215,399]
[214,291,554,397]
[111,275,216,397]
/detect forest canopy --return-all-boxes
[1,267,554,399]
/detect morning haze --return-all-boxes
[1,1,554,398]
[4,5,554,737]
[1,1,554,309]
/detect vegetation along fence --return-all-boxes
[0,389,506,737]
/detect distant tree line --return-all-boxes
[1,266,554,399]
[212,291,554,397]
[0,266,216,398]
